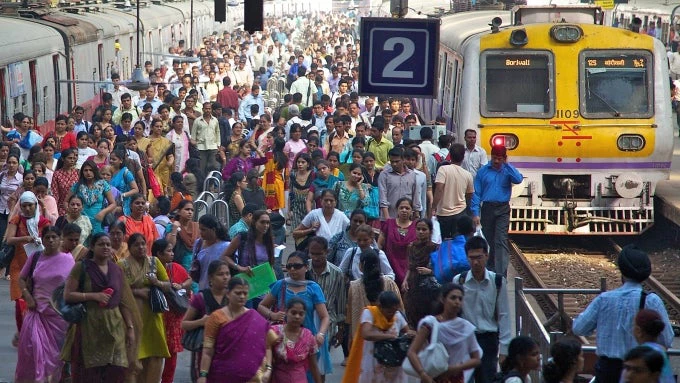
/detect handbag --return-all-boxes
[51,261,88,323]
[189,239,204,282]
[374,335,412,367]
[403,316,450,378]
[185,131,200,159]
[182,326,204,352]
[147,167,163,198]
[164,264,189,314]
[149,257,169,313]
[0,242,15,269]
[361,185,380,220]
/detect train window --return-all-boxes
[579,50,653,118]
[480,51,554,118]
[443,61,457,117]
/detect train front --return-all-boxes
[471,22,673,234]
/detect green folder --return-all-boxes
[234,263,277,300]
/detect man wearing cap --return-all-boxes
[233,57,254,87]
[573,246,674,383]
[470,145,523,276]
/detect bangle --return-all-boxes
[318,332,325,337]
[127,324,134,329]
[265,364,272,371]
[199,370,209,378]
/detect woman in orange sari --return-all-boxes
[120,193,159,255]
[262,136,288,211]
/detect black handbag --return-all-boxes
[149,257,169,313]
[374,335,412,367]
[0,242,15,269]
[181,327,204,352]
[164,264,189,314]
[51,261,87,323]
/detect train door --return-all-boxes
[29,60,38,124]
[98,43,105,81]
[53,55,61,119]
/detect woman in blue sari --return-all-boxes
[258,251,332,382]
[108,146,139,216]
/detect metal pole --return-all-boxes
[136,0,141,68]
[190,0,194,52]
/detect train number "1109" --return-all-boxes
[555,109,580,119]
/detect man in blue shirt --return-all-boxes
[572,246,674,383]
[470,145,523,276]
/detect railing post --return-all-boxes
[600,277,606,292]
[557,293,565,332]
[515,277,523,336]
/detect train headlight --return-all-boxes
[617,134,645,151]
[550,25,582,43]
[490,134,519,150]
[510,29,528,47]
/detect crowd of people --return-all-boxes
[1,9,676,383]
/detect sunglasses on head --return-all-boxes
[286,263,306,270]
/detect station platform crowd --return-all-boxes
[0,10,673,383]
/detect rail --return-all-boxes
[514,277,551,383]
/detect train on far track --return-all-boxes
[406,4,673,235]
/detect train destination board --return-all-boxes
[486,55,549,69]
[585,57,647,68]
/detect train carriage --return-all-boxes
[415,6,673,234]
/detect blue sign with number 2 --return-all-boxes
[359,17,439,97]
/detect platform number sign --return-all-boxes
[359,17,439,98]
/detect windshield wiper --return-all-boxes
[587,75,621,117]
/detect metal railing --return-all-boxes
[514,277,680,382]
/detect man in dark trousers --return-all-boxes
[470,145,523,276]
[453,236,511,383]
[573,246,674,383]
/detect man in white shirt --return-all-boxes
[72,106,91,134]
[461,129,489,179]
[233,57,254,86]
[289,67,318,108]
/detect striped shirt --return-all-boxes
[310,261,346,325]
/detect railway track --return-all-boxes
[509,238,680,333]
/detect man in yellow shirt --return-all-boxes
[365,116,393,170]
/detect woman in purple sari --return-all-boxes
[197,277,277,383]
[15,226,75,383]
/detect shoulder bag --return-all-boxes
[403,316,450,378]
[164,263,189,314]
[188,239,204,282]
[51,261,88,323]
[374,334,412,367]
[182,289,223,351]
[0,242,15,269]
[149,256,169,313]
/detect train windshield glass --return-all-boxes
[481,52,553,117]
[580,51,653,118]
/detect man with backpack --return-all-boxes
[453,236,511,383]
[573,246,674,383]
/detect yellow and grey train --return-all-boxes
[413,6,673,235]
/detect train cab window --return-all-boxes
[579,50,653,118]
[480,51,554,118]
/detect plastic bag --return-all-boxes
[474,225,491,253]
[431,239,469,283]
[431,217,442,245]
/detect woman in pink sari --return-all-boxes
[378,198,418,286]
[15,225,75,383]
[198,277,277,383]
[271,297,322,383]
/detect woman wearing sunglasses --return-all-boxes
[258,251,332,381]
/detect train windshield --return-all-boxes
[580,51,653,118]
[481,51,554,118]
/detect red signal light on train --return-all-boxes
[493,136,505,147]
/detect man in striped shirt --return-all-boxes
[308,237,347,360]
